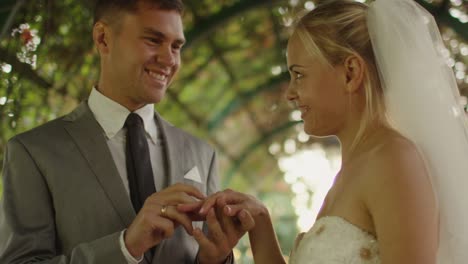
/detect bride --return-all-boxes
[179,0,468,263]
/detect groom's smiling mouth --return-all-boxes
[144,68,170,87]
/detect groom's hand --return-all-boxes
[124,183,206,258]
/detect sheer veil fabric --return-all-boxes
[367,0,468,263]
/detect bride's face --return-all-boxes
[286,32,349,137]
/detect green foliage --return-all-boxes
[0,0,466,262]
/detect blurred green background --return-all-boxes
[0,0,466,262]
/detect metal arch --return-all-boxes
[183,0,467,50]
[223,120,301,186]
[207,72,290,131]
[184,1,274,160]
[183,0,284,49]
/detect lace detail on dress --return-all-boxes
[289,216,380,264]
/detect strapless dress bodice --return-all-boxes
[289,216,380,263]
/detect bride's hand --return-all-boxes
[179,189,269,231]
[216,189,269,223]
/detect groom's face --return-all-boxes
[98,2,185,110]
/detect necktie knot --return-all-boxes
[125,113,144,128]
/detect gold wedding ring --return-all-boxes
[160,205,168,217]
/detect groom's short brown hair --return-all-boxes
[94,0,184,26]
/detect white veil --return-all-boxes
[367,0,468,263]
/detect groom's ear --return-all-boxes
[93,21,111,56]
[343,54,365,94]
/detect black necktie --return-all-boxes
[125,113,156,213]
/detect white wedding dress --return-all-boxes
[289,216,380,264]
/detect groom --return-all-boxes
[0,0,243,263]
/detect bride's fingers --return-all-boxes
[199,193,223,215]
[200,190,251,215]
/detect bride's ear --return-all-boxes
[343,54,365,93]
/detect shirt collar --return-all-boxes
[88,87,157,142]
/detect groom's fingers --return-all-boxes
[192,208,227,253]
[193,228,216,252]
[199,189,246,215]
[177,200,203,213]
[237,209,255,231]
[216,191,247,208]
[223,206,255,234]
[164,183,206,200]
[184,211,206,222]
[160,191,201,205]
[216,205,238,244]
[147,189,202,209]
[161,205,194,235]
[205,208,232,255]
[206,208,228,243]
[223,204,245,217]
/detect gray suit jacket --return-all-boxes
[0,102,220,264]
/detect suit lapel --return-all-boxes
[63,102,135,227]
[151,113,189,264]
[155,112,186,186]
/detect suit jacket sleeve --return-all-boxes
[0,138,128,264]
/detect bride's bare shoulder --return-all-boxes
[370,133,423,169]
[362,132,432,194]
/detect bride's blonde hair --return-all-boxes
[294,0,386,151]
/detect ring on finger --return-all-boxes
[160,205,168,217]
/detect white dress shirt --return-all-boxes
[88,87,166,263]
